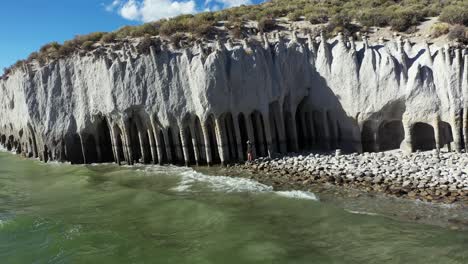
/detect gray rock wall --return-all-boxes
[0,33,467,165]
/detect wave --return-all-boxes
[168,167,320,202]
[276,190,319,201]
[345,210,379,216]
[174,169,274,193]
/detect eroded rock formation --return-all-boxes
[0,32,467,165]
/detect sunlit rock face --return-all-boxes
[0,33,467,165]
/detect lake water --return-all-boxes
[0,151,467,263]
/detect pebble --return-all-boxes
[243,150,468,204]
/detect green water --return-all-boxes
[0,152,467,264]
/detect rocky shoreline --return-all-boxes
[239,150,468,204]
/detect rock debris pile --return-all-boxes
[244,150,468,203]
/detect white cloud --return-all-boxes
[120,0,141,20]
[215,0,251,8]
[114,0,197,22]
[110,0,253,22]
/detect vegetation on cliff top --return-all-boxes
[2,0,468,79]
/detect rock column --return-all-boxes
[246,114,257,158]
[254,113,266,157]
[214,117,229,165]
[464,107,468,151]
[147,129,157,164]
[262,112,274,157]
[433,117,441,152]
[233,116,245,161]
[452,111,463,152]
[402,117,413,153]
[201,123,213,166]
[189,123,200,165]
[162,129,173,163]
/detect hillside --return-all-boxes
[1,0,467,79]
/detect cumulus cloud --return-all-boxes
[215,0,251,8]
[109,0,197,22]
[108,0,253,22]
[120,0,141,20]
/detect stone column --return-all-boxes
[189,123,200,165]
[137,128,147,163]
[122,122,133,165]
[275,109,287,153]
[262,112,274,158]
[289,114,299,153]
[162,129,173,163]
[171,127,184,163]
[110,125,121,165]
[433,116,441,152]
[201,123,213,166]
[225,120,237,160]
[233,115,245,161]
[150,120,165,165]
[246,114,257,158]
[179,126,191,166]
[147,129,157,164]
[464,108,468,151]
[79,133,88,164]
[402,118,413,153]
[215,117,229,165]
[254,113,266,157]
[452,110,462,152]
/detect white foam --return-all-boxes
[175,169,273,193]
[346,210,379,216]
[276,190,319,201]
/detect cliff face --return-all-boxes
[0,33,467,165]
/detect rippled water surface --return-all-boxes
[0,152,467,263]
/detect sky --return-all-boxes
[0,0,262,73]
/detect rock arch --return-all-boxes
[65,133,84,164]
[96,117,114,162]
[361,120,378,152]
[82,134,98,164]
[411,122,436,151]
[439,121,453,151]
[378,120,404,151]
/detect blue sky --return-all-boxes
[0,0,262,73]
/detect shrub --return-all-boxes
[130,23,159,38]
[431,22,450,38]
[258,17,276,32]
[40,42,61,53]
[287,10,302,21]
[357,8,389,27]
[100,32,116,43]
[448,25,467,42]
[81,41,95,51]
[440,4,468,26]
[389,10,419,32]
[306,12,328,24]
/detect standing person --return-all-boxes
[247,140,253,162]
